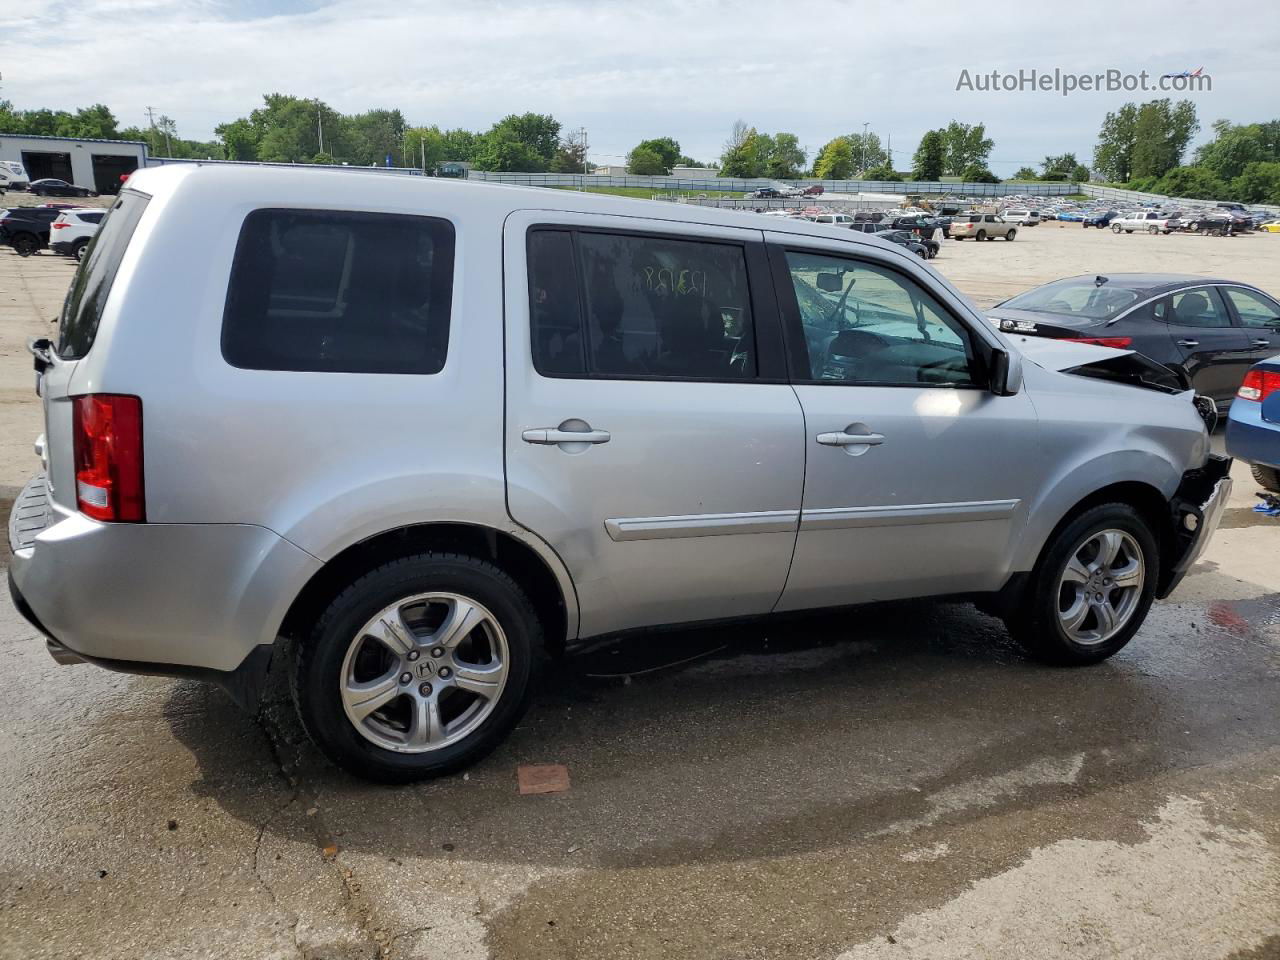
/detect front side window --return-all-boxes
[1155,287,1230,328]
[222,209,454,374]
[528,229,757,380]
[783,250,978,387]
[1224,287,1280,328]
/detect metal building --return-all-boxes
[0,133,149,194]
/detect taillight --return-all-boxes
[51,222,70,229]
[71,395,145,522]
[1071,336,1133,349]
[1237,369,1280,402]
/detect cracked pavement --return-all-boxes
[3,233,1280,959]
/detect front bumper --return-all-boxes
[1157,455,1233,598]
[8,474,322,706]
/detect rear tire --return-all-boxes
[11,233,39,257]
[1005,503,1158,665]
[1252,464,1280,493]
[976,230,987,241]
[294,552,541,782]
[73,239,89,262]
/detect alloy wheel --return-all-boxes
[1056,529,1144,645]
[339,592,509,753]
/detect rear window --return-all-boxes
[80,211,104,224]
[58,190,150,359]
[1000,278,1141,320]
[221,209,455,374]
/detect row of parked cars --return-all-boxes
[0,204,103,258]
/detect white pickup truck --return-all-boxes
[1110,211,1172,234]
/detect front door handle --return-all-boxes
[522,427,611,445]
[817,431,885,447]
[1253,339,1272,347]
[1177,339,1200,347]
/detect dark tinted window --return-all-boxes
[1155,287,1230,328]
[59,190,150,359]
[528,229,757,380]
[80,212,104,224]
[222,209,454,374]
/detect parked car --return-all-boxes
[801,185,825,196]
[1260,220,1280,233]
[950,214,1016,241]
[1083,210,1119,228]
[9,166,1231,782]
[1225,355,1280,493]
[746,187,782,199]
[1111,211,1172,234]
[890,215,949,239]
[808,212,857,227]
[873,228,937,258]
[1002,209,1041,226]
[49,208,105,261]
[0,206,64,256]
[28,178,98,198]
[989,274,1280,410]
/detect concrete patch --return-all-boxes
[837,796,1280,960]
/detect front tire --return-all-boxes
[294,552,541,782]
[1252,464,1280,493]
[1005,503,1158,665]
[1005,230,1016,241]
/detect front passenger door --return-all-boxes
[767,242,1041,611]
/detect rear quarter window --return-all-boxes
[221,209,455,374]
[59,190,150,359]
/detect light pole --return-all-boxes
[861,122,870,176]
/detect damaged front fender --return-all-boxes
[1158,454,1233,599]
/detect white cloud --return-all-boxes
[3,0,1275,171]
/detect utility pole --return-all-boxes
[861,121,870,175]
[145,106,158,154]
[579,126,589,176]
[317,106,325,156]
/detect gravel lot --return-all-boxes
[1,217,1278,960]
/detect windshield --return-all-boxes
[999,278,1141,320]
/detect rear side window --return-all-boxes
[222,209,454,374]
[59,190,149,359]
[528,228,757,381]
[80,212,104,224]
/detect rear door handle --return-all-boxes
[1177,339,1200,347]
[522,428,611,445]
[1253,339,1272,347]
[817,431,885,447]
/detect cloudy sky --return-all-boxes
[4,0,1275,173]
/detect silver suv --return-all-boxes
[9,166,1231,781]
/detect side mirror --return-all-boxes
[816,273,844,293]
[988,348,1022,396]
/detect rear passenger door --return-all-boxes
[502,212,806,639]
[1156,286,1254,404]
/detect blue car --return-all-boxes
[1225,354,1280,492]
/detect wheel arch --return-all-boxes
[278,522,577,656]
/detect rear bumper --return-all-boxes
[49,240,75,255]
[1225,400,1279,469]
[8,475,322,706]
[1157,455,1233,599]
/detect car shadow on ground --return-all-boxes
[160,592,1280,875]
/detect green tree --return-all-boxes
[941,121,993,176]
[1130,99,1198,179]
[472,113,560,171]
[813,137,855,179]
[1154,166,1226,199]
[1011,166,1038,181]
[847,131,887,172]
[1232,161,1280,204]
[961,163,1000,183]
[1040,153,1085,181]
[766,132,806,178]
[863,162,902,181]
[440,128,479,163]
[1093,103,1138,182]
[216,118,260,161]
[719,121,768,178]
[626,144,667,175]
[404,126,450,172]
[912,130,946,180]
[628,137,681,173]
[551,129,588,173]
[345,108,407,166]
[1194,120,1277,181]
